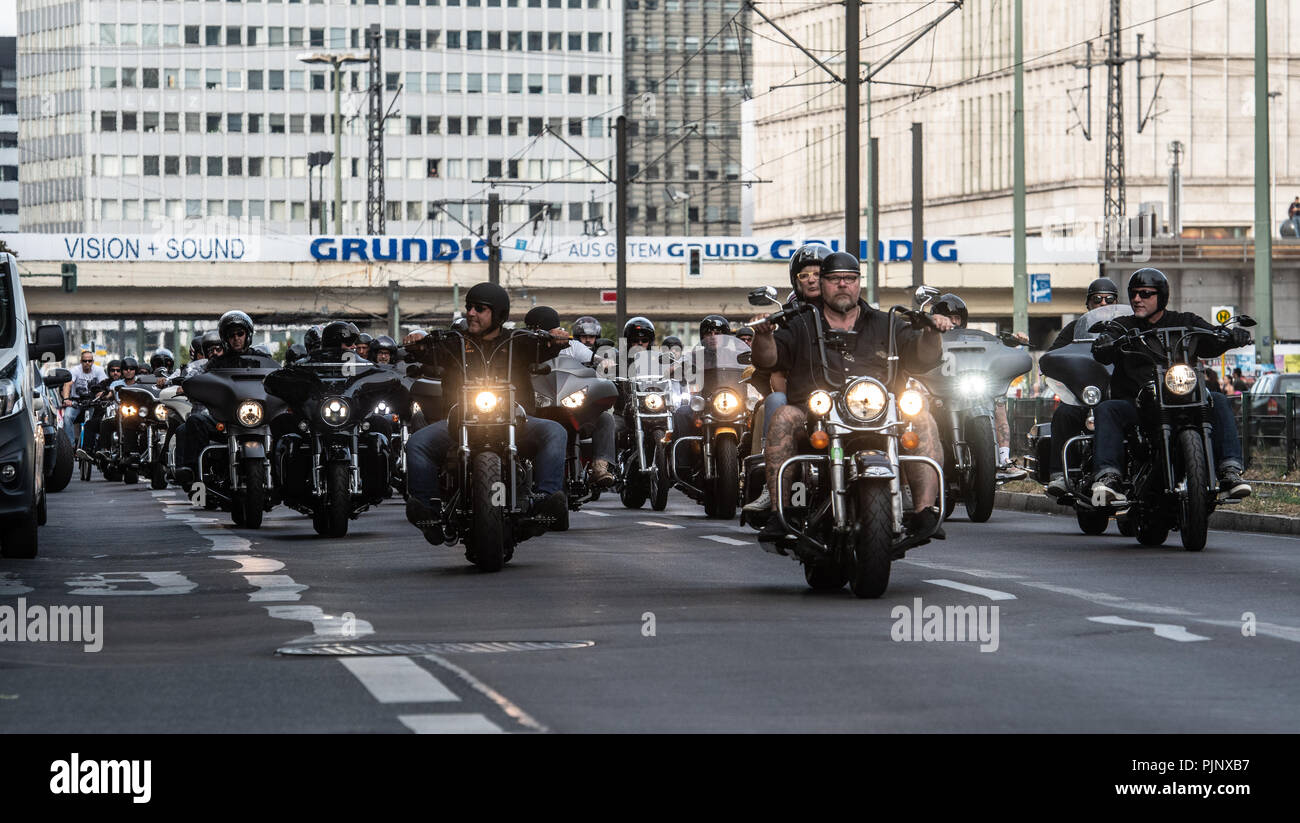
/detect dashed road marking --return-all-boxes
[700,535,749,546]
[340,657,460,703]
[900,559,1026,580]
[398,713,504,734]
[1087,615,1210,642]
[65,571,197,596]
[1195,618,1300,643]
[0,573,32,596]
[423,654,548,733]
[1020,582,1192,616]
[924,579,1017,601]
[224,555,285,574]
[637,521,684,529]
[265,605,374,642]
[581,510,611,517]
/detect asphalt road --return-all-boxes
[2,477,1298,733]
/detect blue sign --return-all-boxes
[1030,272,1051,303]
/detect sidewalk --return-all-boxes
[995,491,1300,537]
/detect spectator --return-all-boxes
[1232,367,1249,394]
[1205,369,1222,395]
[1289,197,1300,219]
[62,350,107,444]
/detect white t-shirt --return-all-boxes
[69,364,108,396]
[560,340,594,364]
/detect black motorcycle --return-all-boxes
[615,347,674,511]
[109,382,164,486]
[38,370,73,493]
[671,336,751,519]
[183,354,285,527]
[265,352,407,537]
[915,328,1031,522]
[533,353,619,509]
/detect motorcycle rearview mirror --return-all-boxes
[1234,315,1257,328]
[748,285,780,307]
[914,285,941,308]
[737,350,752,365]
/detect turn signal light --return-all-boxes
[901,430,920,450]
[810,430,830,449]
[215,422,226,433]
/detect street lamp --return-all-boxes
[307,150,333,234]
[298,51,369,235]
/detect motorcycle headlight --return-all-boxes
[1165,364,1196,396]
[154,404,169,420]
[958,373,988,397]
[237,400,264,427]
[322,397,350,426]
[120,404,136,418]
[899,389,925,417]
[474,391,501,414]
[411,401,422,416]
[689,395,706,412]
[1081,385,1102,406]
[561,388,588,409]
[642,393,666,412]
[808,390,833,416]
[712,389,741,416]
[844,378,888,422]
[372,401,391,416]
[136,404,149,417]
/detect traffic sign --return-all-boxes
[1029,272,1051,303]
[1212,305,1235,326]
[600,290,617,304]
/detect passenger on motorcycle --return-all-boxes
[751,251,953,545]
[371,335,399,365]
[403,282,572,538]
[929,293,1028,481]
[1045,277,1120,496]
[1089,268,1251,504]
[356,332,372,360]
[736,326,755,346]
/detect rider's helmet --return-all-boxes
[321,320,360,350]
[1086,277,1120,309]
[1126,268,1170,311]
[106,358,123,376]
[149,348,175,372]
[188,336,205,362]
[284,343,307,365]
[371,335,398,363]
[303,325,323,352]
[523,306,561,332]
[572,315,601,338]
[735,326,755,344]
[819,251,861,277]
[699,315,730,338]
[788,243,833,291]
[252,344,275,358]
[358,332,373,346]
[120,356,139,374]
[662,335,683,351]
[623,316,655,347]
[218,310,254,353]
[200,330,224,358]
[465,282,511,332]
[931,293,968,328]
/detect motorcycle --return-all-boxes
[110,381,164,486]
[404,328,557,571]
[615,347,674,511]
[183,353,285,528]
[915,328,1031,522]
[670,336,751,519]
[532,353,619,510]
[265,351,407,537]
[156,383,193,488]
[71,384,110,482]
[748,284,946,598]
[38,369,74,493]
[1029,304,1134,535]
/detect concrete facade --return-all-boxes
[0,36,18,233]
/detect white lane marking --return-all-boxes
[923,579,1017,601]
[1195,619,1300,643]
[581,509,611,517]
[0,573,33,596]
[264,605,374,642]
[162,510,252,553]
[224,555,285,574]
[340,657,460,704]
[900,559,1026,580]
[1019,582,1193,616]
[244,574,308,602]
[1087,615,1210,642]
[399,714,504,734]
[65,571,197,596]
[423,654,548,733]
[701,535,749,546]
[637,520,684,529]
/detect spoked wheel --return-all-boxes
[963,417,997,523]
[466,452,506,572]
[1177,429,1209,551]
[710,435,739,520]
[850,482,893,598]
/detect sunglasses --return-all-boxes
[109,368,122,374]
[81,359,94,364]
[466,302,491,314]
[1129,289,1160,299]
[1088,294,1118,306]
[821,274,860,286]
[795,271,820,281]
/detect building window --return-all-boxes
[426,116,441,134]
[270,114,286,133]
[311,73,326,91]
[548,32,561,50]
[487,31,501,49]
[568,75,582,94]
[269,70,285,90]
[227,113,242,132]
[588,33,602,51]
[488,117,502,135]
[121,68,137,88]
[467,74,482,93]
[310,115,325,134]
[568,33,582,51]
[143,156,160,176]
[447,117,461,134]
[206,26,221,46]
[248,114,262,133]
[143,112,159,133]
[207,114,222,133]
[207,156,223,176]
[164,156,180,175]
[290,115,305,134]
[447,31,461,48]
[100,112,117,131]
[310,28,325,47]
[508,31,522,50]
[527,32,541,51]
[528,117,543,136]
[143,68,159,89]
[186,156,201,175]
[248,70,263,90]
[406,29,421,49]
[508,74,522,94]
[568,118,582,136]
[249,158,264,177]
[527,74,542,94]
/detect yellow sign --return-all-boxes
[1215,309,1231,325]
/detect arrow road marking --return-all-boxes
[1087,615,1210,642]
[924,579,1017,601]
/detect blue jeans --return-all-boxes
[406,416,568,503]
[1094,392,1243,477]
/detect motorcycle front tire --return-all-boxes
[467,451,506,572]
[963,416,997,523]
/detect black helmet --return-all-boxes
[188,336,205,361]
[699,315,729,337]
[572,315,601,338]
[931,293,968,328]
[465,282,511,330]
[371,335,398,362]
[201,330,223,357]
[218,310,254,351]
[820,251,861,276]
[284,343,307,365]
[106,358,123,373]
[121,356,139,372]
[304,325,323,352]
[524,306,561,332]
[149,348,175,372]
[321,320,360,349]
[1086,276,1120,308]
[1126,267,1170,311]
[623,316,655,346]
[252,344,275,359]
[358,332,373,345]
[663,335,683,350]
[788,243,833,290]
[736,326,755,341]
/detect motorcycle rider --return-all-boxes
[750,251,954,547]
[928,293,1028,481]
[572,316,602,352]
[673,315,731,437]
[735,326,755,347]
[357,332,372,360]
[371,335,399,365]
[63,349,108,446]
[1089,268,1252,504]
[402,283,572,540]
[303,325,324,354]
[1045,277,1121,496]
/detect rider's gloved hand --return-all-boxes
[1225,327,1252,349]
[1091,334,1117,363]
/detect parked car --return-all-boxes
[1246,372,1300,438]
[0,252,67,558]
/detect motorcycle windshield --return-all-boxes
[534,354,598,404]
[693,335,750,395]
[629,349,672,389]
[186,364,284,421]
[1076,304,1134,340]
[917,329,1033,398]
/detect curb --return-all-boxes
[995,491,1300,537]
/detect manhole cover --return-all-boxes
[276,640,595,656]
